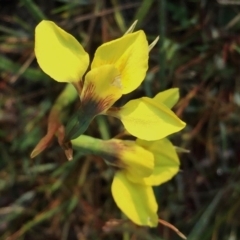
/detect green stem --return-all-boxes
[72,135,120,167]
[71,135,104,155]
[96,115,111,140]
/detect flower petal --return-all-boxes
[65,65,122,140]
[91,31,149,94]
[108,97,186,141]
[35,20,89,82]
[81,65,122,115]
[128,138,180,186]
[72,137,154,178]
[111,171,158,227]
[154,88,179,109]
[112,140,154,178]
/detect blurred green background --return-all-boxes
[1,0,240,239]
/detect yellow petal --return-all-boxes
[72,137,153,178]
[112,140,154,178]
[154,88,179,109]
[108,97,186,141]
[35,20,89,82]
[111,171,158,227]
[128,138,180,186]
[82,138,154,178]
[91,31,148,94]
[81,65,122,115]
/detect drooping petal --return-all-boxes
[128,138,180,186]
[91,31,149,94]
[107,140,154,178]
[107,97,186,141]
[35,20,89,82]
[81,64,122,115]
[154,88,179,109]
[111,171,158,227]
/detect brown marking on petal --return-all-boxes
[100,140,129,169]
[97,94,116,113]
[82,82,95,104]
[82,82,116,115]
[108,140,140,172]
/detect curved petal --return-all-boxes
[81,65,122,115]
[154,88,179,109]
[64,65,122,140]
[108,97,186,141]
[128,138,180,186]
[35,20,89,82]
[111,171,158,227]
[110,140,154,178]
[91,31,149,94]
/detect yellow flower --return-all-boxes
[35,21,185,142]
[109,89,182,227]
[35,20,148,112]
[72,135,180,227]
[65,86,184,227]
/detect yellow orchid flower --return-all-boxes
[72,134,180,228]
[107,89,182,227]
[109,89,182,226]
[35,20,148,112]
[34,21,185,143]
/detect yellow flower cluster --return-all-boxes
[34,20,186,228]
